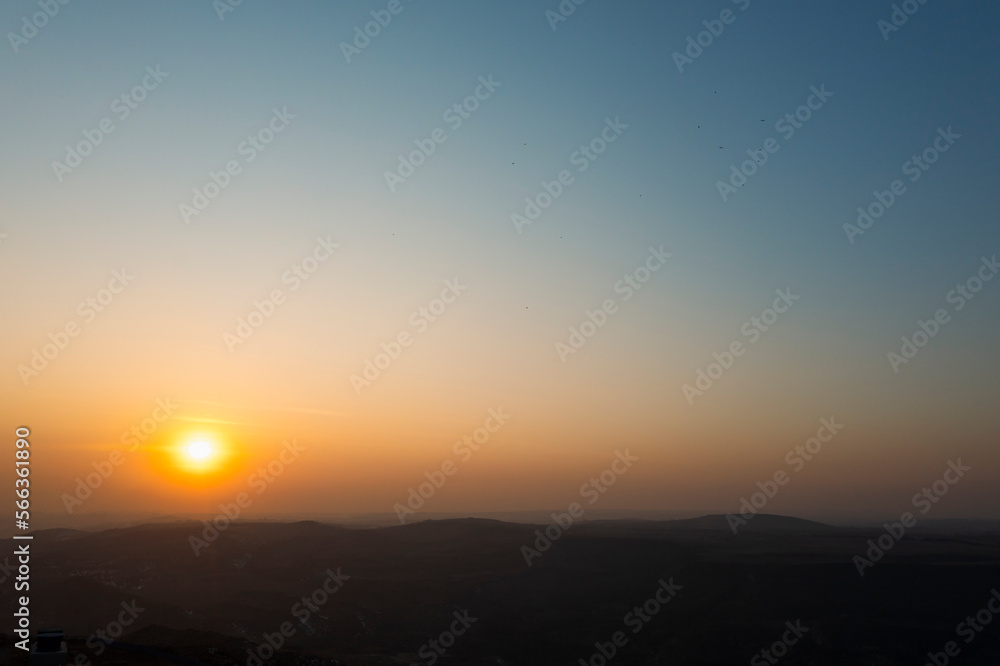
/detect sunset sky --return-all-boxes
[2,1,998,530]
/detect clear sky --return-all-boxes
[2,0,998,528]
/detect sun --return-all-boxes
[171,434,229,476]
[186,440,214,461]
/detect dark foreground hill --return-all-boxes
[4,516,1000,665]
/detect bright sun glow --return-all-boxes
[186,440,213,460]
[169,434,229,476]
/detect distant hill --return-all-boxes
[665,513,835,532]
